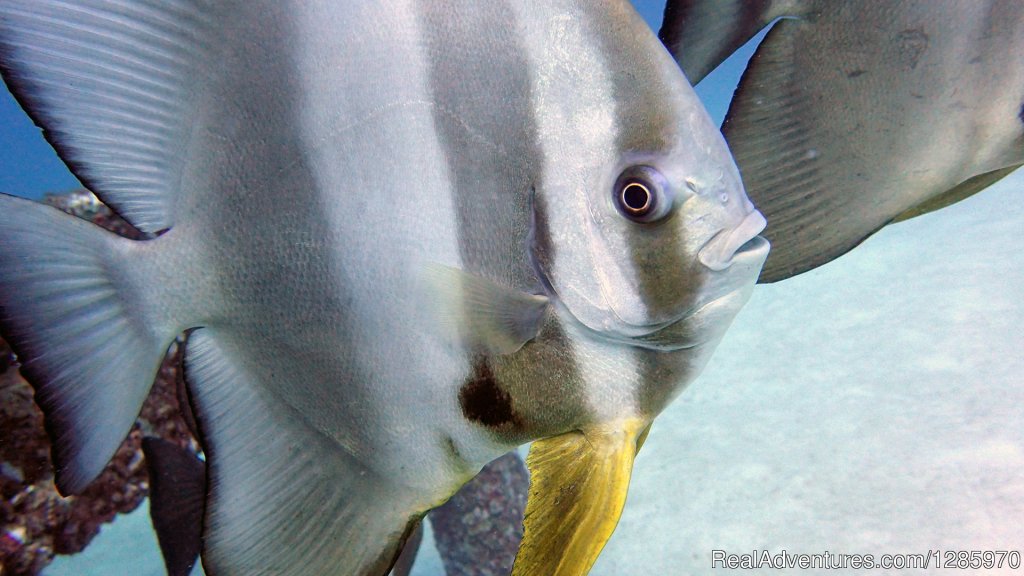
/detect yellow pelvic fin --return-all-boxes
[511,417,649,576]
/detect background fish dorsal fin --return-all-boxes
[0,0,216,233]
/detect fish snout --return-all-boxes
[697,210,769,271]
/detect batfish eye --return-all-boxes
[613,165,673,223]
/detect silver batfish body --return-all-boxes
[0,1,767,574]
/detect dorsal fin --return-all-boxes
[0,0,216,233]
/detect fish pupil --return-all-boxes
[621,182,652,215]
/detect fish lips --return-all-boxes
[698,210,768,272]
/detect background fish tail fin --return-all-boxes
[659,0,807,84]
[0,194,177,493]
[184,329,427,576]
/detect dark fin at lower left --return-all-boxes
[184,329,426,576]
[143,437,206,576]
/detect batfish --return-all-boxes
[0,1,768,574]
[660,0,1024,282]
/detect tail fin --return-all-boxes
[0,194,172,494]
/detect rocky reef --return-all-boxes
[429,452,529,576]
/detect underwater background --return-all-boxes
[1,1,1021,575]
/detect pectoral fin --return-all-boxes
[511,418,648,576]
[423,263,549,355]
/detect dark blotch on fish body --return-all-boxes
[459,358,520,428]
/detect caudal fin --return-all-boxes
[0,194,173,493]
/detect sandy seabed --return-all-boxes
[46,169,1024,576]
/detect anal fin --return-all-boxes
[184,329,425,576]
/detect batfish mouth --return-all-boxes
[698,210,768,271]
[531,207,769,352]
[732,234,770,261]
